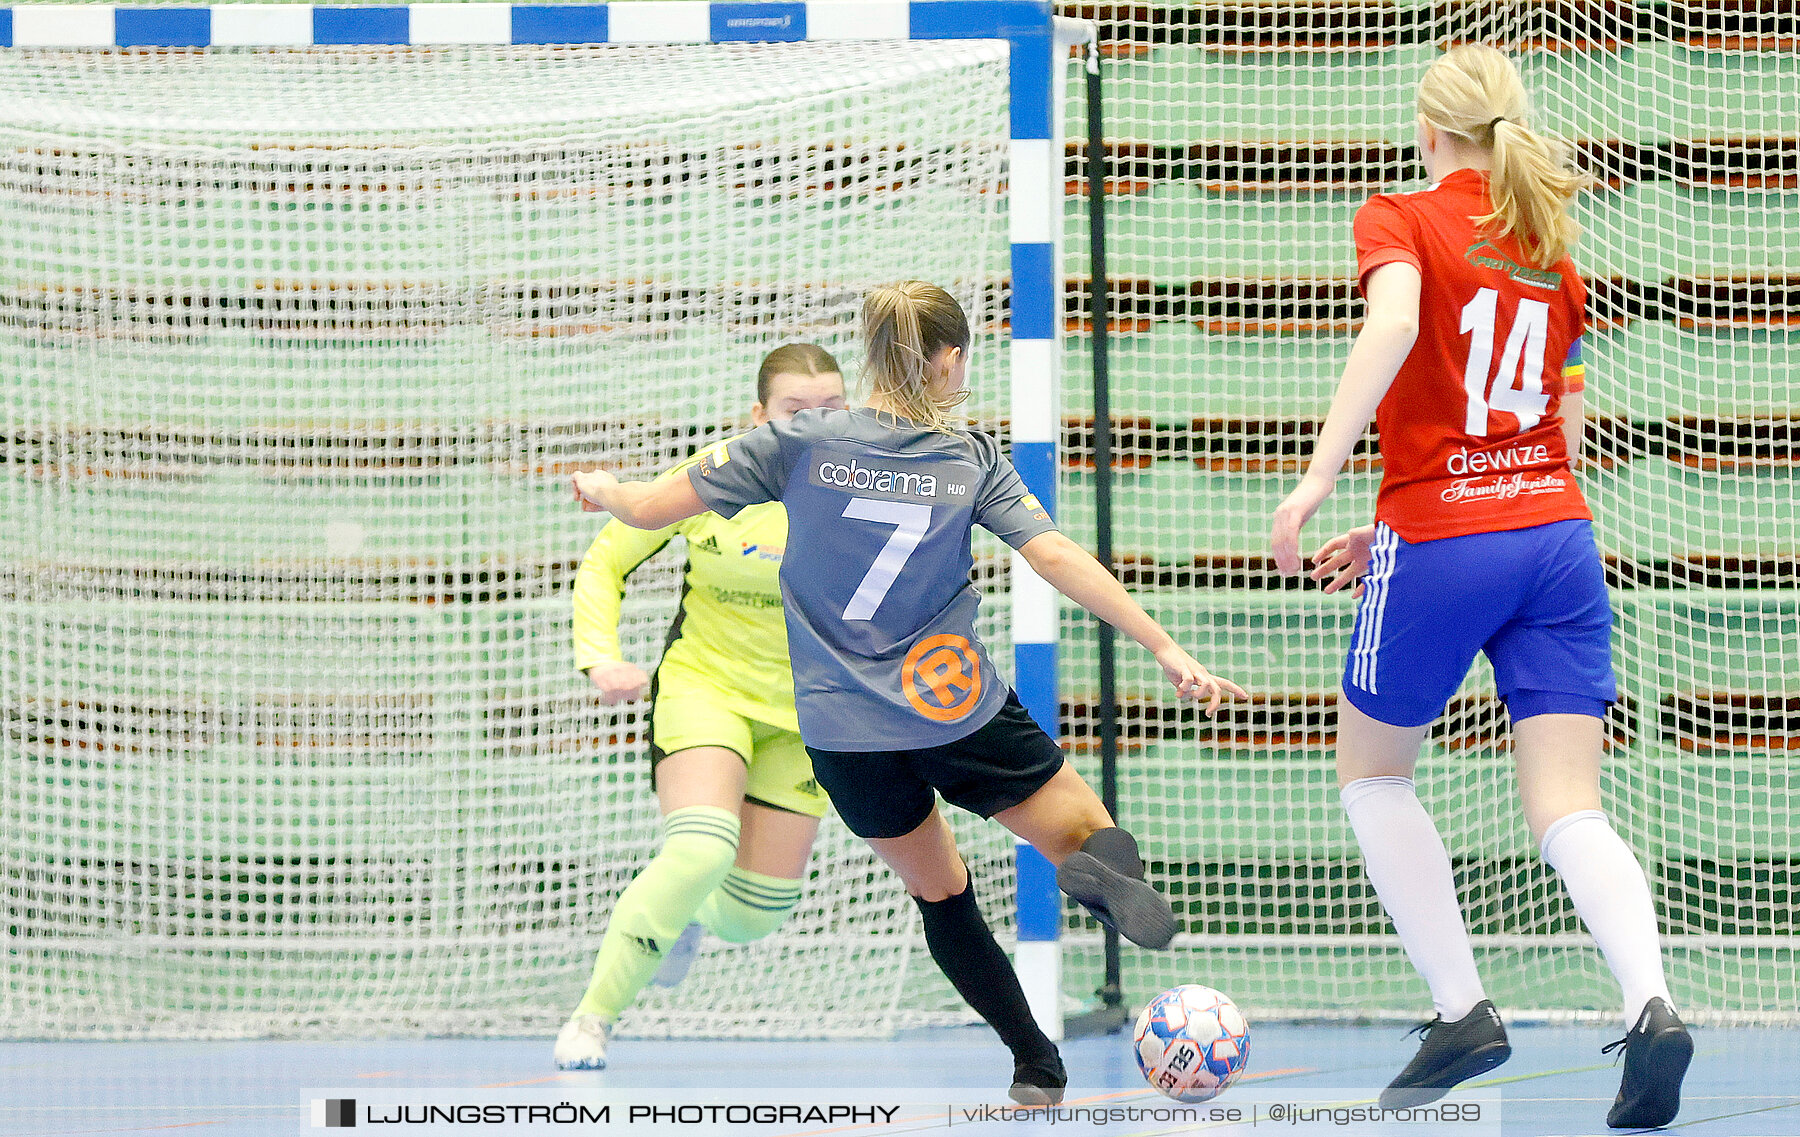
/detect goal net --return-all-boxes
[0,36,1020,1038]
[1060,0,1797,1024]
[6,0,1791,1040]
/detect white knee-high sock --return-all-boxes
[1539,809,1674,1029]
[1342,776,1487,1022]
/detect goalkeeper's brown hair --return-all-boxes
[756,343,841,407]
[1417,44,1589,268]
[862,281,971,435]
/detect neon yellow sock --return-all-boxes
[572,806,739,1021]
[695,867,804,943]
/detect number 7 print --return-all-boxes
[840,498,932,620]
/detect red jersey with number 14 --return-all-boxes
[1355,167,1591,542]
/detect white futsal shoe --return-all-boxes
[651,922,703,988]
[554,1014,610,1070]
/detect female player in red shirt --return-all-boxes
[1270,45,1691,1128]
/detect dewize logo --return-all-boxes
[1446,442,1551,476]
[809,455,967,501]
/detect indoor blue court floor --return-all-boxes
[2,1024,1796,1136]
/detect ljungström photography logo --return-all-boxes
[312,1098,356,1128]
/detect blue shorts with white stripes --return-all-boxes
[1342,518,1618,729]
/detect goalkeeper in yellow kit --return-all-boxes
[554,345,847,1070]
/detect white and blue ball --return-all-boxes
[1133,984,1250,1103]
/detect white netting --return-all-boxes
[0,39,1020,1038]
[1058,0,1797,1024]
[7,2,1792,1039]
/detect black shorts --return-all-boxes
[805,690,1066,839]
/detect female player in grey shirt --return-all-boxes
[574,281,1244,1103]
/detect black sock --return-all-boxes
[914,877,1057,1065]
[1081,826,1145,879]
[1014,1048,1067,1090]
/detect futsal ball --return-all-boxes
[1133,984,1250,1103]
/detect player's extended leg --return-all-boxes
[554,746,747,1070]
[1514,711,1690,1129]
[691,802,819,944]
[1337,699,1510,1107]
[866,806,1066,1106]
[654,802,819,989]
[669,725,828,984]
[993,761,1178,950]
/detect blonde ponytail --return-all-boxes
[862,281,971,434]
[1417,44,1589,268]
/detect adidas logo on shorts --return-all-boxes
[795,777,820,796]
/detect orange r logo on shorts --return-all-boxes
[903,634,983,723]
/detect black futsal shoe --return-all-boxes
[1056,852,1179,949]
[1009,1047,1068,1106]
[1604,998,1693,1129]
[1379,1000,1512,1109]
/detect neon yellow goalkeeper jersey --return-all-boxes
[572,462,796,733]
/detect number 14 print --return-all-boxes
[1460,287,1552,436]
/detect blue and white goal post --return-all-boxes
[0,0,1089,1039]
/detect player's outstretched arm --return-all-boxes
[573,519,679,704]
[571,468,708,530]
[1270,262,1421,575]
[1018,530,1247,715]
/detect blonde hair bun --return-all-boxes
[1417,44,1589,268]
[861,282,972,434]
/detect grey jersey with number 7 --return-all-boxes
[687,407,1057,752]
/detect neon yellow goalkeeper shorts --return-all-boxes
[646,683,827,819]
